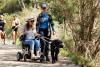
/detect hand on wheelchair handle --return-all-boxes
[35,34,41,39]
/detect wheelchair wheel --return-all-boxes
[17,52,23,61]
[40,55,44,63]
[27,52,31,59]
[24,54,28,62]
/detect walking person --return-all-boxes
[36,2,55,61]
[11,15,20,45]
[0,14,6,44]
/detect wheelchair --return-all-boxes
[16,34,49,62]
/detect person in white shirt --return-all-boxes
[11,15,20,44]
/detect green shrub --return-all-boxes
[60,47,95,67]
[67,51,96,67]
[60,48,68,57]
[0,0,22,14]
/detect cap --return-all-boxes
[41,2,47,8]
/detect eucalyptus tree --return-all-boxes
[46,0,100,62]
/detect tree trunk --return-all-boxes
[18,0,25,9]
[79,0,85,40]
[88,11,96,41]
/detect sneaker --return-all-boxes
[37,51,40,56]
[46,56,50,61]
[31,54,35,59]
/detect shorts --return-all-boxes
[0,28,4,31]
[12,26,18,32]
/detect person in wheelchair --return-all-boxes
[22,18,40,59]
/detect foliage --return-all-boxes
[0,0,22,14]
[67,51,96,67]
[24,0,31,5]
[60,48,68,57]
[0,0,33,14]
[60,48,96,67]
[48,0,77,23]
[46,0,100,66]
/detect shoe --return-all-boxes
[12,42,15,44]
[31,50,34,59]
[46,56,50,61]
[31,54,35,59]
[37,51,40,57]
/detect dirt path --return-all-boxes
[0,44,79,67]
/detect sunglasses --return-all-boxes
[30,20,34,22]
[27,20,34,22]
[42,7,47,9]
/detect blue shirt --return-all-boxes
[39,12,49,29]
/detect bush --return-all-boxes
[0,0,22,14]
[60,48,68,57]
[60,48,96,67]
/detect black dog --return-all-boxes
[50,39,63,63]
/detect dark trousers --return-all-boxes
[39,28,50,61]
